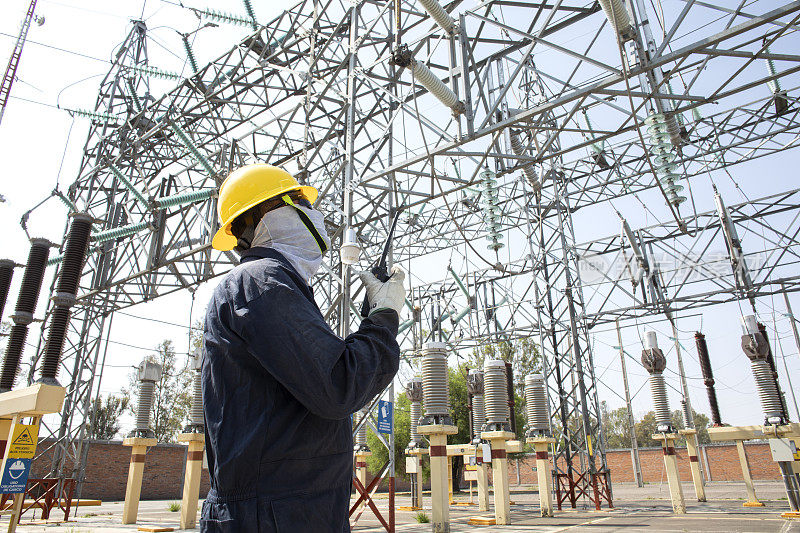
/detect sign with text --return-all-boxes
[0,423,39,493]
[377,400,393,434]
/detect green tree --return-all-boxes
[600,402,635,449]
[87,394,129,440]
[634,411,658,447]
[125,340,192,443]
[635,409,711,447]
[670,409,711,444]
[448,365,470,492]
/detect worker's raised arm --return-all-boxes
[237,278,401,420]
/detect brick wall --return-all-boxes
[28,440,781,501]
[506,442,782,486]
[32,439,211,501]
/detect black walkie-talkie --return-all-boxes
[360,212,401,317]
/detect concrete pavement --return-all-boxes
[5,481,799,532]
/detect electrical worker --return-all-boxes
[201,164,404,532]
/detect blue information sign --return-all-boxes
[0,458,32,493]
[377,400,393,434]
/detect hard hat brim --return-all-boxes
[212,185,318,251]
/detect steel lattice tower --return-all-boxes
[21,0,800,503]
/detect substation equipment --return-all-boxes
[1,0,800,528]
[417,342,458,531]
[122,359,162,525]
[479,359,514,525]
[408,347,540,528]
[403,376,425,511]
[525,374,555,517]
[0,212,91,530]
[177,346,206,530]
[706,316,800,517]
[466,369,490,512]
[641,331,685,514]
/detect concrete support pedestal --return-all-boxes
[476,461,490,512]
[354,450,372,511]
[177,433,204,529]
[654,433,685,514]
[709,424,800,513]
[679,429,706,502]
[482,430,514,525]
[734,440,764,507]
[447,456,453,505]
[528,437,555,517]
[404,450,424,510]
[122,437,158,524]
[419,424,458,533]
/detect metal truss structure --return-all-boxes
[22,0,800,505]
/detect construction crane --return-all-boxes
[0,0,44,128]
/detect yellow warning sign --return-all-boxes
[8,424,38,458]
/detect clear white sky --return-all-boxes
[0,0,798,438]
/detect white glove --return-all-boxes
[359,266,406,316]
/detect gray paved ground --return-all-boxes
[7,481,800,532]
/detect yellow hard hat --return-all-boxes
[212,164,318,251]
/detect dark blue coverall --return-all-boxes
[201,247,400,532]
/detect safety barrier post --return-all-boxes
[679,429,706,502]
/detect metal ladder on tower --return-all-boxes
[0,0,40,127]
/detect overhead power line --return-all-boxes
[0,31,110,64]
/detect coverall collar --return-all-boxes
[239,247,313,288]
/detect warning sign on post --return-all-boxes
[0,459,32,493]
[9,425,38,458]
[0,424,39,493]
[377,400,393,435]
